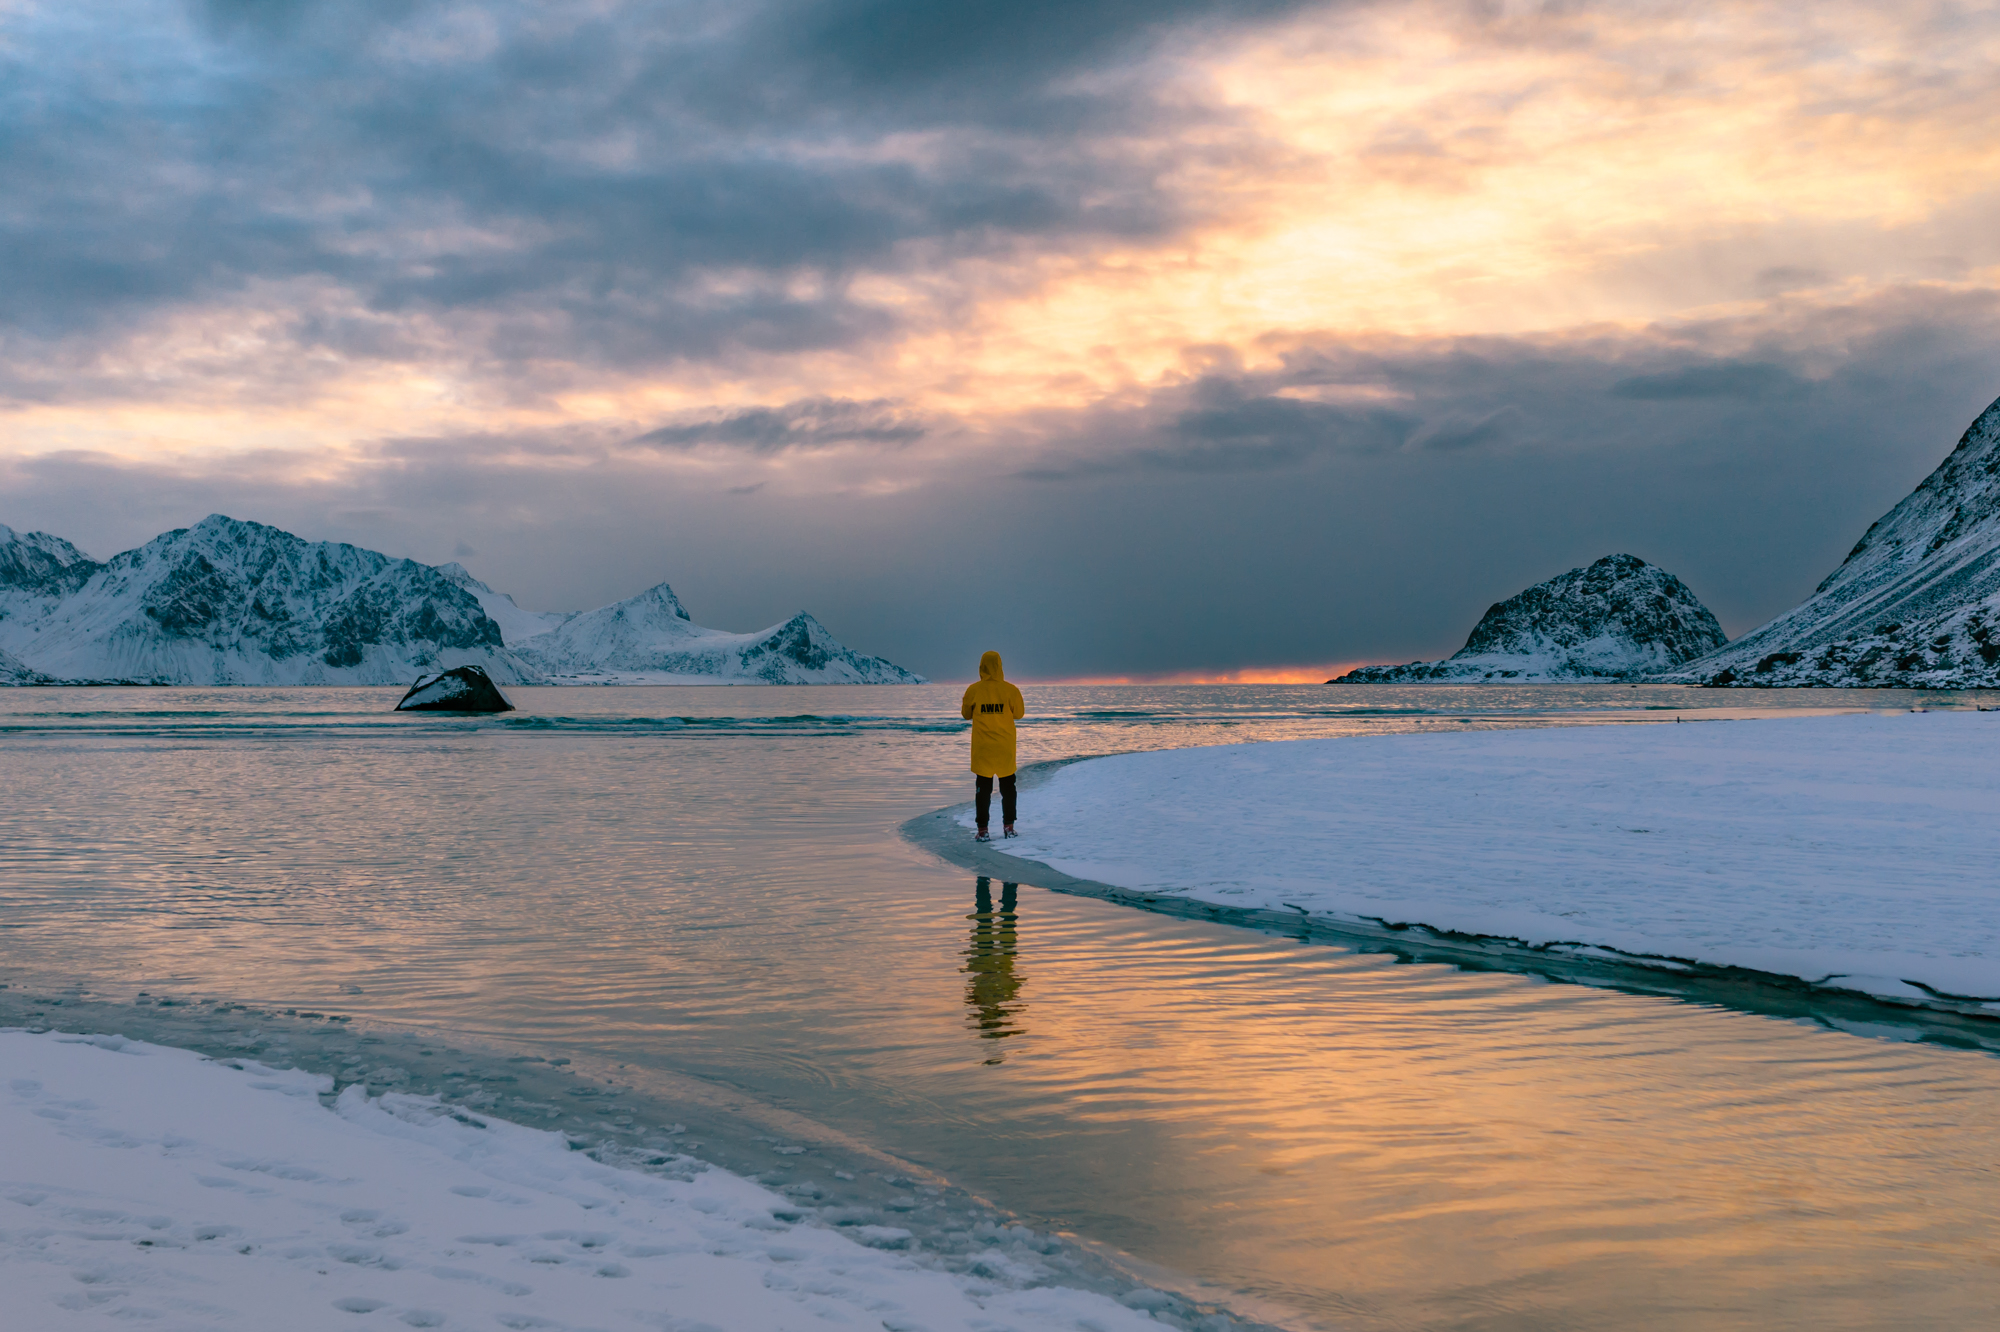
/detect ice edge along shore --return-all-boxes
[905,712,2000,1025]
[0,1026,1245,1332]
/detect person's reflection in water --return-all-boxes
[964,877,1026,1063]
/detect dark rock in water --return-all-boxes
[1337,554,1727,681]
[396,664,515,712]
[1666,392,2000,687]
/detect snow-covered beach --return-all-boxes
[938,712,2000,1009]
[0,1029,1171,1332]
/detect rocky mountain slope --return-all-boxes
[0,516,921,686]
[0,524,97,613]
[1337,554,1728,682]
[1667,394,2000,687]
[0,516,530,685]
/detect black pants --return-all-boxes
[975,774,1017,828]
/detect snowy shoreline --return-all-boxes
[0,1028,1189,1332]
[908,713,2000,1016]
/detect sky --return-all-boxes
[3,0,1999,682]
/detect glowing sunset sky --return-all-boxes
[5,0,2000,679]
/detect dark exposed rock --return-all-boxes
[395,664,516,712]
[1337,554,1727,681]
[1668,393,2000,687]
[0,525,99,597]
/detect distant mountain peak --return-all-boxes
[513,590,919,684]
[1,524,99,597]
[1338,554,1727,682]
[1,518,921,686]
[624,581,694,623]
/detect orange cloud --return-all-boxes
[4,0,1998,472]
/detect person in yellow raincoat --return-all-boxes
[960,650,1026,841]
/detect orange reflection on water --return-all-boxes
[964,879,1026,1062]
[939,885,2000,1329]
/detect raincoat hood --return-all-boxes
[979,651,1004,682]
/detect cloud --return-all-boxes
[1610,362,1813,402]
[756,0,1316,124]
[632,398,927,454]
[1012,314,1896,481]
[1018,382,1417,479]
[0,0,1310,391]
[11,284,1996,680]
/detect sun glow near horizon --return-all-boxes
[5,1,1998,474]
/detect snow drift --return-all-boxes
[0,1030,1162,1332]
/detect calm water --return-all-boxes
[5,682,2000,1330]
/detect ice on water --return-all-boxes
[985,711,2000,1006]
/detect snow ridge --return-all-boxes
[1669,394,2000,687]
[434,561,575,645]
[1338,553,1727,681]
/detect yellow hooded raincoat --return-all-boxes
[960,651,1026,777]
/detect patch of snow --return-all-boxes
[0,1029,1165,1332]
[978,712,2000,1004]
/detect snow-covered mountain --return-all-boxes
[0,516,530,685]
[0,524,98,619]
[512,584,922,684]
[1668,394,2000,687]
[1338,554,1728,682]
[0,516,922,686]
